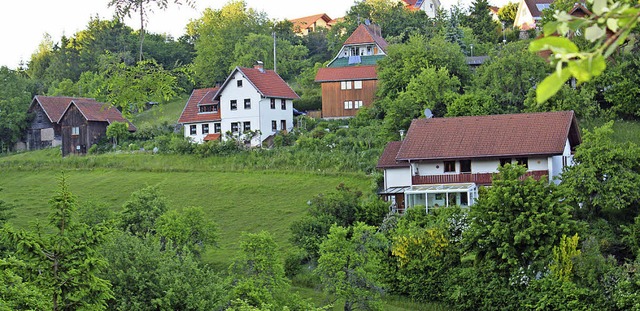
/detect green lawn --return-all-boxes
[132,93,190,129]
[0,149,371,267]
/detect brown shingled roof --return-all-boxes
[32,95,97,123]
[65,100,136,131]
[315,65,378,82]
[397,111,581,161]
[377,141,410,168]
[235,67,299,99]
[289,13,332,32]
[343,24,388,51]
[178,87,221,124]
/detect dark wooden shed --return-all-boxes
[59,100,135,156]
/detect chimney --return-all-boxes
[254,61,265,73]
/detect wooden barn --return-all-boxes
[59,99,135,156]
[26,96,98,150]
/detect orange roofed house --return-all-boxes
[289,13,334,36]
[59,99,136,156]
[377,111,581,213]
[315,23,388,119]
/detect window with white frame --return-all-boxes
[340,81,352,90]
[230,100,237,110]
[202,124,209,134]
[244,98,251,109]
[214,123,221,133]
[280,99,286,110]
[344,101,353,109]
[231,122,239,133]
[354,100,363,109]
[280,120,286,130]
[237,80,243,87]
[354,80,362,89]
[243,121,251,132]
[72,127,80,136]
[189,125,196,135]
[270,98,276,109]
[271,120,277,131]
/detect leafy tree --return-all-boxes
[100,231,226,310]
[592,50,640,119]
[523,84,601,120]
[560,122,640,219]
[316,223,386,311]
[446,90,501,117]
[382,65,460,135]
[0,66,33,152]
[498,2,519,26]
[103,59,179,116]
[622,215,640,258]
[155,206,217,256]
[120,185,168,237]
[471,40,549,112]
[106,121,130,148]
[444,7,467,53]
[4,175,113,310]
[189,0,269,85]
[0,258,49,310]
[465,164,576,276]
[230,33,309,81]
[108,0,194,61]
[228,231,316,310]
[462,0,499,43]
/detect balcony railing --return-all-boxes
[412,170,549,186]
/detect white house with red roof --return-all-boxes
[179,63,299,147]
[178,87,222,143]
[315,23,388,118]
[289,13,334,36]
[513,0,553,30]
[377,111,581,213]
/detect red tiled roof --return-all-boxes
[67,100,136,131]
[178,87,221,124]
[315,65,378,82]
[32,95,97,123]
[203,133,221,141]
[377,141,410,168]
[236,67,299,99]
[343,24,388,51]
[396,111,581,161]
[289,13,332,31]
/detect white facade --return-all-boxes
[183,121,222,143]
[218,70,294,147]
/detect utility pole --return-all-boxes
[273,31,277,73]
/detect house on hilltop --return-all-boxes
[26,96,98,150]
[401,0,440,18]
[289,13,334,36]
[178,63,299,147]
[315,23,388,119]
[59,99,136,156]
[377,111,581,213]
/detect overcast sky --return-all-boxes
[0,0,509,69]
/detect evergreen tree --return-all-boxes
[463,0,499,43]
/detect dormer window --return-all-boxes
[198,104,218,113]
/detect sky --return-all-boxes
[0,0,509,70]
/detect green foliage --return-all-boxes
[0,257,49,310]
[593,50,640,119]
[382,65,460,135]
[291,183,386,259]
[471,40,549,112]
[462,0,500,43]
[106,121,130,147]
[497,2,519,26]
[0,66,33,152]
[156,206,218,256]
[521,277,594,311]
[231,33,309,81]
[613,259,640,311]
[120,185,168,237]
[445,90,501,117]
[465,164,577,276]
[316,223,386,311]
[4,175,113,310]
[550,234,581,282]
[523,84,601,120]
[622,214,640,258]
[100,231,226,310]
[560,122,640,218]
[189,0,269,85]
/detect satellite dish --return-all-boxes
[424,108,433,119]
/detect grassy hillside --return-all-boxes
[132,93,190,129]
[0,149,371,266]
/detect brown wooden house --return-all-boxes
[315,23,388,119]
[26,96,98,150]
[59,99,135,156]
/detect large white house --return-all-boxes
[179,64,299,146]
[377,111,582,213]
